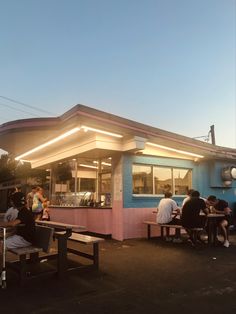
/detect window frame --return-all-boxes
[132,163,192,196]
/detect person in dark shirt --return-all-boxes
[206,195,232,248]
[0,192,35,250]
[181,190,207,245]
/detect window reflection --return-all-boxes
[132,164,192,196]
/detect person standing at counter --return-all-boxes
[26,186,37,211]
[32,186,47,220]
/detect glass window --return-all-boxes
[132,165,153,194]
[132,164,192,196]
[154,167,172,194]
[173,168,192,195]
[50,157,112,207]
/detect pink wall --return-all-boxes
[87,208,112,234]
[123,207,160,239]
[111,200,124,241]
[49,207,112,234]
[49,206,166,240]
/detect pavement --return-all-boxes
[1,231,236,314]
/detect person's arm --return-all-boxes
[223,206,232,215]
[0,218,21,228]
[38,194,47,203]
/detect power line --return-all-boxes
[0,102,42,118]
[0,95,55,115]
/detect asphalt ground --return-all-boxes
[1,232,236,314]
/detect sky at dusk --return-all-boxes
[0,0,235,149]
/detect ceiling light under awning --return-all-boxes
[15,127,81,160]
[81,125,123,138]
[146,142,204,158]
[15,125,123,161]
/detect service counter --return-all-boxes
[49,206,112,235]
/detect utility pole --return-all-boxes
[210,125,216,145]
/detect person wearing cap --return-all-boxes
[0,192,35,252]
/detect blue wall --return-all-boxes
[123,154,236,209]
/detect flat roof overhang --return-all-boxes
[0,104,236,168]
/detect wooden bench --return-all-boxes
[55,231,104,270]
[7,225,54,285]
[143,221,204,246]
[143,221,183,240]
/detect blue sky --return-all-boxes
[0,0,235,148]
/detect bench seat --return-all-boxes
[143,221,183,239]
[8,246,43,256]
[143,221,204,245]
[69,233,104,244]
[55,231,104,269]
[6,225,54,285]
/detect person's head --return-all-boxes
[15,186,22,192]
[190,190,200,198]
[207,195,218,206]
[36,186,43,194]
[187,189,194,196]
[164,192,172,198]
[31,186,37,192]
[10,192,26,209]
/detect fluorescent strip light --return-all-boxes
[146,142,204,158]
[93,161,111,166]
[15,127,80,160]
[79,164,98,169]
[81,125,122,138]
[101,162,111,166]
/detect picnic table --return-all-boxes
[36,220,103,277]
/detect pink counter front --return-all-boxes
[49,206,112,235]
[49,206,160,241]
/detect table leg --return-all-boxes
[93,243,99,269]
[208,218,217,246]
[56,229,71,278]
[147,225,151,239]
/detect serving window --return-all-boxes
[50,157,112,207]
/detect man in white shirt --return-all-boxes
[157,192,180,224]
[156,192,181,242]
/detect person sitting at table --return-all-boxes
[4,195,19,223]
[182,189,195,208]
[156,192,181,242]
[206,195,232,248]
[0,192,35,270]
[181,190,208,246]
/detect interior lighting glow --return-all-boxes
[15,127,80,160]
[101,162,111,166]
[146,142,204,158]
[93,161,111,166]
[79,164,98,169]
[81,125,122,138]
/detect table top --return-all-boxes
[206,213,225,218]
[36,220,86,232]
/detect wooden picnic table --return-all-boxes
[36,220,86,277]
[35,220,103,276]
[35,220,86,232]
